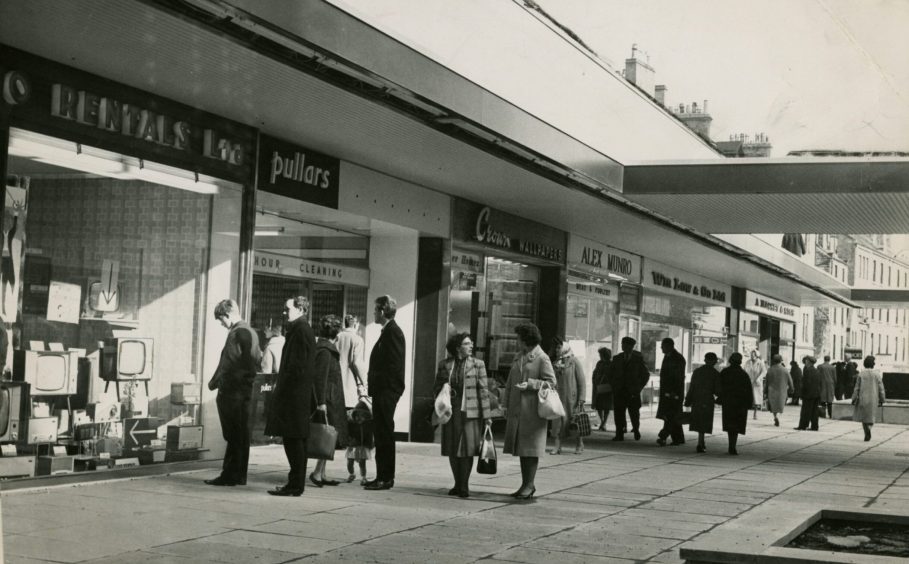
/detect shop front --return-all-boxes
[0,45,255,479]
[449,199,567,385]
[732,288,798,364]
[641,260,732,375]
[566,234,642,377]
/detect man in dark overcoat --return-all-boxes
[265,296,317,496]
[656,338,686,446]
[364,295,406,491]
[795,356,821,431]
[609,336,650,441]
[205,299,260,487]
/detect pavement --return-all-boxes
[1,407,908,564]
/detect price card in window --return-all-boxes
[46,281,81,324]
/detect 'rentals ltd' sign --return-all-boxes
[256,134,340,208]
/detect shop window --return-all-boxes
[4,128,242,449]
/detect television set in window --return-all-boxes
[0,381,28,443]
[100,338,154,382]
[12,350,79,396]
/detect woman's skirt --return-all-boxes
[441,408,482,457]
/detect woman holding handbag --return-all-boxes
[433,332,492,498]
[548,338,587,455]
[308,314,349,487]
[502,323,556,500]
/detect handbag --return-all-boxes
[596,383,612,394]
[476,424,497,474]
[537,382,566,420]
[306,410,337,460]
[573,412,591,437]
[434,382,453,425]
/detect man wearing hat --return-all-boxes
[795,356,821,431]
[608,336,650,441]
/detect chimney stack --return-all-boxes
[624,44,656,97]
[655,85,667,106]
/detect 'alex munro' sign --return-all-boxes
[257,134,340,208]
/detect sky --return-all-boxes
[536,0,909,157]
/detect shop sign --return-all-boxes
[642,260,731,307]
[452,250,484,274]
[568,235,641,283]
[452,199,566,264]
[743,290,798,322]
[693,336,726,344]
[570,280,618,301]
[253,251,369,287]
[1,46,255,182]
[257,134,340,208]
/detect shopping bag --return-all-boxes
[537,382,566,420]
[573,412,591,437]
[678,409,692,426]
[434,382,453,425]
[476,425,497,474]
[306,411,337,460]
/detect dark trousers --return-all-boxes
[612,392,640,435]
[282,438,308,490]
[216,393,251,483]
[658,412,685,444]
[372,390,401,481]
[798,398,820,430]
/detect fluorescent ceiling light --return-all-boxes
[8,128,226,195]
[254,226,285,236]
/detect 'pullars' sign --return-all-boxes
[257,134,340,208]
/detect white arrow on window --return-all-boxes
[129,420,157,444]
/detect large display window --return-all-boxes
[642,291,728,374]
[1,128,243,477]
[565,276,618,377]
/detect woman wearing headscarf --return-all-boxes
[852,355,885,441]
[548,337,587,455]
[309,314,349,487]
[718,352,752,455]
[765,354,793,427]
[432,332,492,498]
[502,323,556,500]
[685,352,719,453]
[591,347,613,432]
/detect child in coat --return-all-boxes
[346,400,375,484]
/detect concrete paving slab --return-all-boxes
[149,537,307,564]
[637,497,754,517]
[526,529,679,560]
[80,549,220,564]
[204,528,348,554]
[489,546,636,564]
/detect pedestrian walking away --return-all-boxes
[364,295,406,491]
[548,337,587,455]
[592,347,613,432]
[502,323,556,500]
[852,355,885,441]
[265,296,316,497]
[609,336,650,441]
[656,338,686,447]
[765,354,793,427]
[795,356,821,431]
[433,332,492,498]
[718,352,752,455]
[685,352,719,453]
[205,299,261,487]
[789,360,803,406]
[818,355,836,418]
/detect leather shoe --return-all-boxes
[321,479,340,486]
[204,477,237,486]
[633,430,641,441]
[364,479,394,490]
[308,473,324,488]
[611,435,624,442]
[448,487,460,496]
[656,438,667,446]
[267,485,303,497]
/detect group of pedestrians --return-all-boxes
[205,295,404,497]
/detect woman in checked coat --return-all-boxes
[502,323,556,500]
[548,338,587,454]
[432,332,492,498]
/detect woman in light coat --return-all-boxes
[744,350,767,420]
[852,355,885,441]
[432,332,492,498]
[502,323,556,500]
[549,338,587,454]
[765,354,793,427]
